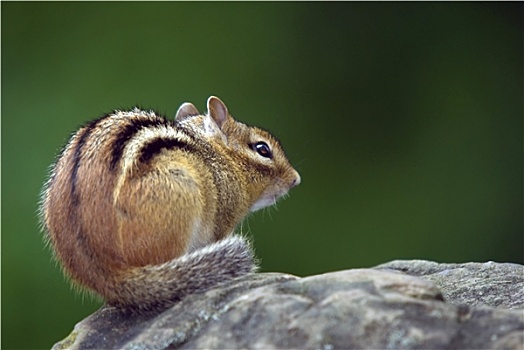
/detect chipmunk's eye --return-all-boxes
[252,141,273,159]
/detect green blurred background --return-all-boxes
[2,2,522,349]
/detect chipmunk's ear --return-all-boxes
[207,96,228,129]
[175,102,200,121]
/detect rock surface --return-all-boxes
[376,260,524,309]
[53,260,524,350]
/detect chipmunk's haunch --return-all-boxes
[41,96,300,313]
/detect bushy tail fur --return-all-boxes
[107,235,256,313]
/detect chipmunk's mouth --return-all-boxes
[250,195,277,212]
[250,177,298,212]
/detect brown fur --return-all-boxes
[41,96,300,313]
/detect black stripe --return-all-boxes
[138,137,197,164]
[110,116,171,170]
[70,116,107,205]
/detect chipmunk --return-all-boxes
[40,96,300,313]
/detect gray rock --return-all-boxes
[376,260,524,309]
[53,261,524,350]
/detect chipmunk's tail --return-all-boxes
[107,235,256,314]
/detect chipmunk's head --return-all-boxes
[175,96,300,212]
[242,124,301,212]
[213,96,301,211]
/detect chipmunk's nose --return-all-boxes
[290,171,301,188]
